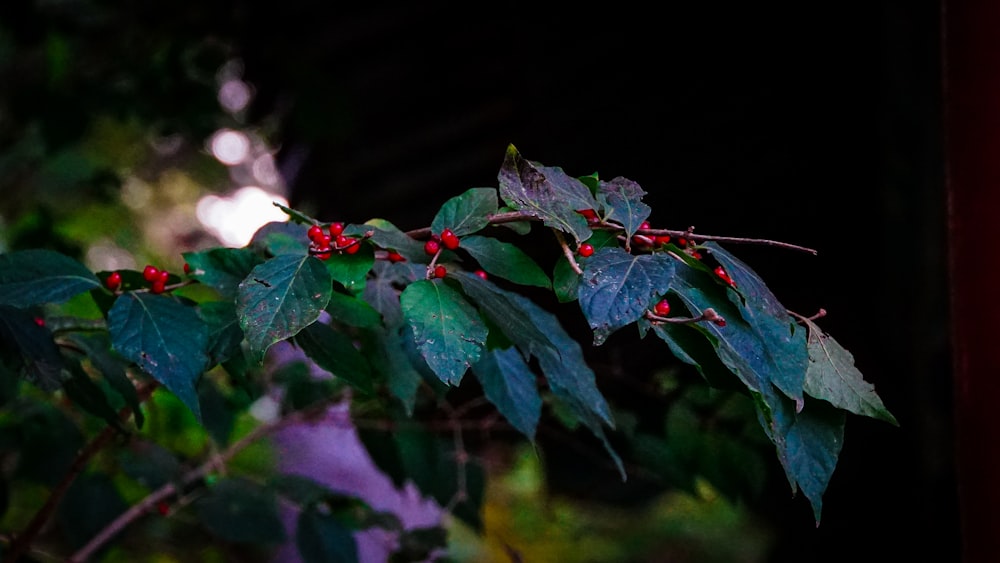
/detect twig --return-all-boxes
[2,382,158,563]
[641,227,818,255]
[645,307,727,327]
[788,308,827,324]
[67,405,324,563]
[552,230,583,275]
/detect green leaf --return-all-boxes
[362,260,423,328]
[0,305,64,391]
[108,293,208,420]
[108,293,209,420]
[63,332,144,427]
[801,319,898,425]
[273,201,320,225]
[236,254,333,364]
[359,219,428,263]
[497,144,596,243]
[551,230,619,303]
[297,505,359,563]
[598,176,651,240]
[294,321,374,394]
[431,187,498,236]
[0,250,100,307]
[459,235,550,288]
[62,362,124,431]
[326,291,382,329]
[195,477,287,544]
[324,243,374,294]
[705,242,807,408]
[399,280,487,386]
[182,248,264,300]
[249,221,310,256]
[471,347,542,441]
[578,247,675,345]
[197,301,244,366]
[780,399,846,525]
[366,327,423,415]
[648,321,744,391]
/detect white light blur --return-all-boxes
[196,186,289,247]
[209,129,250,166]
[219,79,252,113]
[252,153,281,186]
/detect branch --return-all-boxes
[67,404,327,563]
[640,226,818,255]
[645,307,727,327]
[2,381,159,563]
[551,230,583,275]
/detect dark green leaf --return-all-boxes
[551,230,619,303]
[326,291,382,329]
[195,477,287,544]
[648,321,744,392]
[249,221,310,256]
[431,187,498,236]
[64,332,143,427]
[495,205,532,235]
[273,202,320,225]
[399,280,487,386]
[366,327,423,415]
[578,247,675,345]
[297,506,359,563]
[62,362,124,431]
[800,319,898,425]
[236,254,332,363]
[182,247,264,300]
[0,249,100,307]
[294,321,374,394]
[197,301,245,366]
[362,261,423,328]
[118,440,182,490]
[598,176,651,240]
[57,473,129,550]
[459,235,550,288]
[705,242,807,407]
[471,347,542,441]
[0,305,64,391]
[497,144,596,243]
[780,399,846,525]
[108,293,209,420]
[450,271,557,359]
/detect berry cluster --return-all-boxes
[142,264,171,294]
[308,222,360,260]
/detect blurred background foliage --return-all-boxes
[0,1,954,562]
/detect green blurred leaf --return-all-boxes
[297,506,359,563]
[366,327,423,415]
[236,254,332,363]
[431,187,498,236]
[800,318,898,425]
[62,362,124,431]
[497,144,596,243]
[598,176,651,240]
[108,293,209,420]
[705,242,807,407]
[294,321,374,394]
[63,332,144,427]
[195,477,287,544]
[400,280,487,386]
[197,301,245,366]
[578,247,675,345]
[183,247,264,300]
[0,249,100,307]
[0,304,64,391]
[459,235,550,288]
[326,291,382,329]
[472,346,542,441]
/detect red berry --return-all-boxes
[474,269,488,280]
[33,317,45,327]
[157,270,170,284]
[386,251,405,263]
[440,228,460,250]
[714,266,735,286]
[578,243,595,257]
[142,265,160,282]
[690,250,703,260]
[156,501,170,516]
[655,235,671,246]
[105,271,122,291]
[183,262,192,275]
[654,299,671,316]
[677,237,688,248]
[328,222,345,237]
[151,279,166,294]
[433,265,447,279]
[577,209,599,223]
[713,318,727,327]
[343,239,361,254]
[335,234,350,248]
[315,249,332,261]
[424,239,441,256]
[307,225,324,242]
[639,221,651,231]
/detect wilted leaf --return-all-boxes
[497,144,595,243]
[578,247,675,345]
[472,346,542,441]
[431,187,498,236]
[236,254,332,363]
[0,250,100,308]
[598,177,651,241]
[460,235,550,288]
[400,280,486,386]
[108,293,209,420]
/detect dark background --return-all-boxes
[0,2,956,561]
